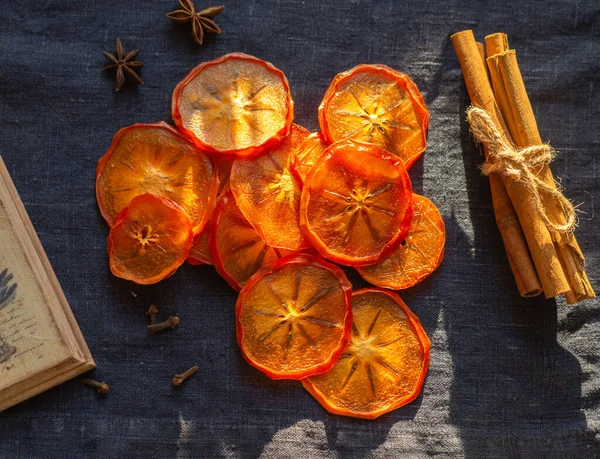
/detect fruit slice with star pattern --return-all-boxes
[357,194,445,289]
[211,191,295,290]
[96,122,218,234]
[318,64,429,169]
[108,194,194,284]
[236,254,353,380]
[290,131,328,184]
[302,288,430,419]
[172,53,294,157]
[300,139,413,266]
[230,124,311,251]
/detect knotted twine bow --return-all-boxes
[466,106,576,234]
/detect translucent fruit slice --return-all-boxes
[319,64,429,169]
[108,194,193,284]
[231,124,311,251]
[300,139,413,266]
[302,288,430,419]
[187,226,212,266]
[236,254,353,380]
[216,156,233,198]
[172,53,294,157]
[290,131,328,184]
[211,192,289,290]
[358,194,445,289]
[96,122,218,234]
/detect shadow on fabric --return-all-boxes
[444,82,600,458]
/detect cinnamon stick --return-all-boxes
[452,30,565,297]
[451,30,542,297]
[476,42,486,64]
[485,34,521,148]
[492,47,595,303]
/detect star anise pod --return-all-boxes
[103,38,144,92]
[166,1,224,45]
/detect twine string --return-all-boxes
[466,106,576,234]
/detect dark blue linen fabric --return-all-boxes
[0,0,599,457]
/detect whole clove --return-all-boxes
[172,366,198,387]
[148,316,179,334]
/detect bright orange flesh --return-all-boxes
[211,192,285,290]
[216,156,233,198]
[108,194,193,284]
[290,132,328,184]
[319,64,429,169]
[230,124,310,251]
[358,194,445,289]
[302,288,430,419]
[172,53,294,157]
[300,139,413,266]
[96,122,217,234]
[236,254,353,380]
[187,226,212,265]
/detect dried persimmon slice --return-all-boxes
[290,131,328,184]
[96,122,217,234]
[358,194,445,289]
[236,254,353,380]
[172,53,294,157]
[108,194,193,284]
[211,192,288,290]
[216,156,233,198]
[319,64,429,169]
[230,124,310,251]
[300,139,413,266]
[187,226,212,266]
[302,288,430,419]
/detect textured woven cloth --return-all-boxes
[0,0,598,457]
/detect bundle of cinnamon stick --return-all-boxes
[452,30,595,304]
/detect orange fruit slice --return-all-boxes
[108,194,193,284]
[172,53,294,157]
[302,288,430,419]
[236,254,353,380]
[300,139,413,266]
[290,131,328,184]
[187,226,212,266]
[211,192,289,290]
[216,156,233,198]
[358,194,445,289]
[230,124,311,251]
[96,122,217,234]
[319,64,429,169]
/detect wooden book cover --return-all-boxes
[0,155,95,412]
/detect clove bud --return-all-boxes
[83,379,109,394]
[172,366,198,387]
[148,316,179,333]
[146,304,159,325]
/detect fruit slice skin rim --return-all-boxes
[95,121,218,234]
[108,193,194,285]
[301,288,431,419]
[300,139,414,267]
[187,226,212,266]
[290,131,328,184]
[318,64,429,170]
[235,253,353,380]
[172,52,294,158]
[210,191,282,291]
[230,124,311,251]
[357,194,446,289]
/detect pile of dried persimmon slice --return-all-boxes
[95,53,444,419]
